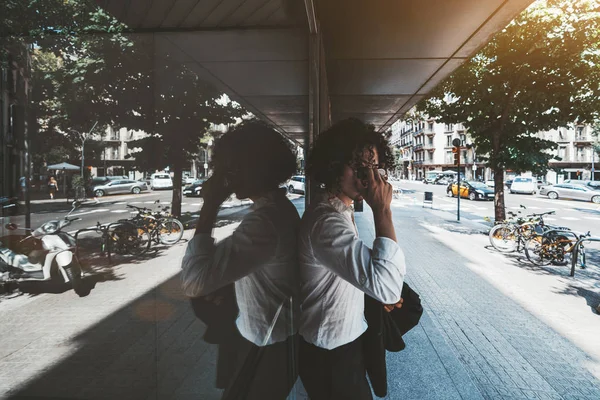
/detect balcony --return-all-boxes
[414,144,424,152]
[423,143,436,151]
[413,128,424,137]
[424,128,435,136]
[413,160,424,166]
[573,135,593,144]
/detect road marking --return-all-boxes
[130,201,141,204]
[115,202,126,205]
[190,203,201,206]
[144,201,155,204]
[70,209,109,217]
[181,203,187,206]
[111,210,129,214]
[560,217,580,221]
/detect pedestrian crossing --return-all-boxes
[391,195,599,223]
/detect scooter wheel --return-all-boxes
[64,267,90,297]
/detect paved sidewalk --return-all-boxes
[2,198,599,399]
[358,202,600,400]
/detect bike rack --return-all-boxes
[538,229,593,277]
[571,236,600,277]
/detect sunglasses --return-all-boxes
[352,164,388,181]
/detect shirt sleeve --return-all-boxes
[181,211,278,297]
[310,212,406,304]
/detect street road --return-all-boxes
[394,180,600,237]
[8,190,215,234]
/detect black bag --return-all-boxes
[189,283,238,344]
[364,282,424,397]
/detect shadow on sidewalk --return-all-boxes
[6,274,224,400]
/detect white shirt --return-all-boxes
[298,193,406,350]
[181,189,300,346]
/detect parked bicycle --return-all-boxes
[125,204,184,246]
[488,208,560,253]
[75,220,150,264]
[524,229,590,270]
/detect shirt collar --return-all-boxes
[315,190,353,214]
[251,188,287,210]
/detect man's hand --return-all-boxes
[362,167,393,213]
[384,297,403,313]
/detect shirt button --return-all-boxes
[359,275,367,285]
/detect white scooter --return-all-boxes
[0,201,89,297]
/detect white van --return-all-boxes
[509,176,536,195]
[150,173,173,190]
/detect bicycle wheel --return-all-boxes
[129,227,151,255]
[489,224,518,252]
[109,222,150,256]
[524,235,553,266]
[158,218,184,245]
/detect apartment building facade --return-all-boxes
[540,125,599,183]
[391,119,485,181]
[89,126,147,180]
[392,115,599,183]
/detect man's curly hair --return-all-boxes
[211,120,297,194]
[306,118,396,192]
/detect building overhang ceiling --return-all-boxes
[96,0,534,144]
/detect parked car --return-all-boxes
[509,177,536,194]
[287,175,305,194]
[447,181,494,201]
[92,180,148,197]
[183,176,196,185]
[485,180,495,188]
[540,183,600,204]
[183,179,206,197]
[562,179,600,191]
[0,196,19,217]
[150,173,173,190]
[536,179,548,189]
[504,179,513,189]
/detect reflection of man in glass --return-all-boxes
[298,118,406,399]
[181,121,300,399]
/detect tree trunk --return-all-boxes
[492,131,506,223]
[172,163,183,218]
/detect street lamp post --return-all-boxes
[75,121,98,179]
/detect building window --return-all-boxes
[558,146,566,160]
[428,122,434,131]
[445,124,453,132]
[446,135,452,147]
[460,134,466,146]
[112,147,120,160]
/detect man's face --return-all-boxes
[339,146,380,201]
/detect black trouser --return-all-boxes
[299,335,373,400]
[221,334,298,400]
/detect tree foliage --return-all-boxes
[3,0,247,215]
[418,0,600,221]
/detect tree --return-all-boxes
[418,0,600,222]
[127,58,246,217]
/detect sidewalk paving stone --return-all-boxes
[2,196,599,399]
